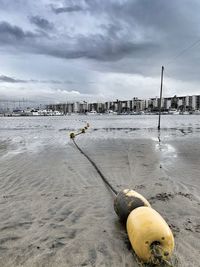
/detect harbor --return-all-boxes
[1,94,200,117]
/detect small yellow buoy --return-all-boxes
[127,206,174,263]
[70,132,75,139]
[114,189,151,223]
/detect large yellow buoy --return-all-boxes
[127,207,174,263]
[114,189,151,223]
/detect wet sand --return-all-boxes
[0,116,200,266]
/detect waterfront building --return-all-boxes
[44,94,200,115]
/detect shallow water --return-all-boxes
[0,115,200,156]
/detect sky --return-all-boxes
[0,0,200,103]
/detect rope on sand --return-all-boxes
[70,124,118,196]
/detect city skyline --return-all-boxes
[1,94,200,114]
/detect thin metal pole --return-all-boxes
[158,66,164,130]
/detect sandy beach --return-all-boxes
[0,115,199,267]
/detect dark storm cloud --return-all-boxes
[0,74,94,85]
[51,4,85,14]
[0,18,157,64]
[79,35,157,61]
[84,0,200,49]
[29,16,54,30]
[44,33,157,62]
[0,0,200,87]
[0,75,27,83]
[0,75,61,84]
[79,0,200,80]
[46,0,170,65]
[0,21,39,45]
[0,1,184,63]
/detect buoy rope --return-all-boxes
[72,137,118,196]
[70,131,118,195]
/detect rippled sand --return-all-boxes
[0,116,199,266]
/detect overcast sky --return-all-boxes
[0,0,200,103]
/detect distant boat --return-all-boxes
[87,111,97,115]
[32,111,39,116]
[168,109,180,115]
[130,111,140,115]
[105,110,117,115]
[182,111,190,115]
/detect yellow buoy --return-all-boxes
[127,207,174,263]
[114,189,151,223]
